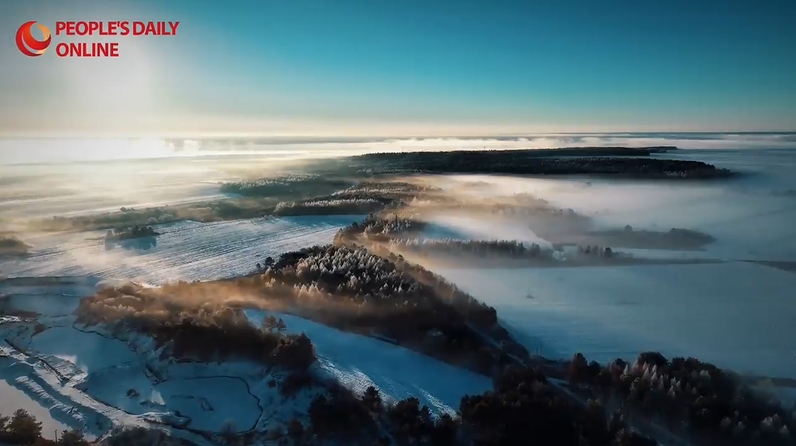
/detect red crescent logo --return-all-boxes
[15,21,52,57]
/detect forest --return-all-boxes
[565,351,796,446]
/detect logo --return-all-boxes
[15,21,51,57]
[14,20,179,58]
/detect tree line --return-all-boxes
[566,351,796,446]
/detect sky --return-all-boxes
[1,0,795,137]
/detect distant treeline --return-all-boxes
[345,149,733,178]
[389,238,626,261]
[220,174,353,198]
[583,226,717,250]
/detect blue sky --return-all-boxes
[1,0,795,136]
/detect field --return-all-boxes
[0,216,364,282]
[243,309,490,415]
[436,262,796,378]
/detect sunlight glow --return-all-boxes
[59,38,155,122]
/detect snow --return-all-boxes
[153,377,261,432]
[29,327,139,374]
[0,352,111,439]
[0,277,98,317]
[76,365,263,433]
[0,375,68,439]
[2,331,274,440]
[0,215,364,283]
[435,262,796,378]
[75,365,155,414]
[243,309,491,415]
[0,282,268,438]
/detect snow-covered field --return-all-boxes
[0,216,363,283]
[0,281,315,439]
[435,262,796,378]
[244,310,491,415]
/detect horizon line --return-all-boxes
[2,130,796,140]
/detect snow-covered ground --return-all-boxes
[1,216,363,283]
[29,327,139,375]
[0,378,68,439]
[436,262,796,378]
[0,281,317,439]
[243,309,491,415]
[0,278,253,437]
[0,277,490,440]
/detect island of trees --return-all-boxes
[0,236,30,257]
[554,226,718,251]
[104,225,160,241]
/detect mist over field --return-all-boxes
[2,132,795,219]
[2,132,796,165]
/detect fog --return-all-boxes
[2,132,795,166]
[0,155,299,223]
[402,147,796,262]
